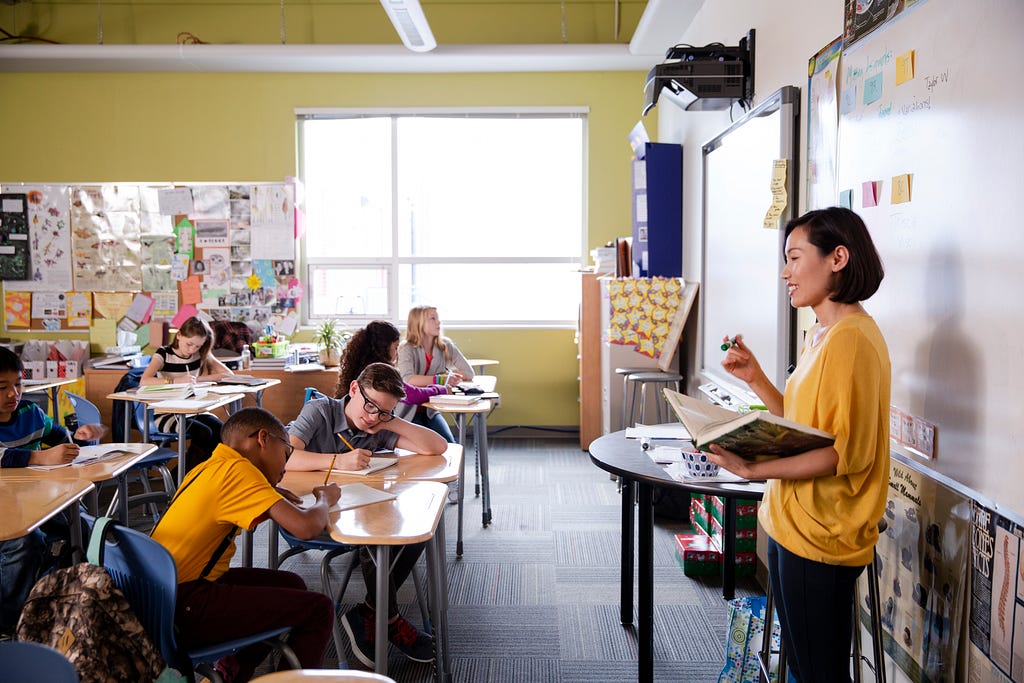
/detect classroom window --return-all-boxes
[297,111,586,326]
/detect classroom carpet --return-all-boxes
[151,436,762,682]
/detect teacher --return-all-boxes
[706,207,891,681]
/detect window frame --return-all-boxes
[295,107,589,329]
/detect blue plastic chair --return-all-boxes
[85,515,299,683]
[0,641,79,682]
[66,391,177,524]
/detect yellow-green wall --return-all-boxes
[0,69,651,429]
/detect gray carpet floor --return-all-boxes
[210,435,764,682]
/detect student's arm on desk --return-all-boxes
[139,354,166,386]
[706,443,839,481]
[380,417,447,455]
[268,484,341,540]
[198,354,234,383]
[285,434,370,472]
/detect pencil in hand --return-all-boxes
[324,433,356,485]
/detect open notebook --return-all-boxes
[299,483,396,512]
[326,456,398,476]
[28,445,136,470]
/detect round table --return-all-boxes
[588,429,765,683]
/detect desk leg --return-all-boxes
[123,406,133,446]
[116,475,129,524]
[267,520,280,570]
[620,479,635,625]
[254,389,265,408]
[69,503,84,564]
[176,415,188,488]
[723,497,737,600]
[426,515,451,683]
[241,528,253,568]
[50,387,61,422]
[374,545,390,676]
[476,413,491,527]
[637,482,654,683]
[455,414,466,558]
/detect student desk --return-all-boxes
[252,671,397,682]
[427,397,494,557]
[203,377,282,412]
[465,358,499,376]
[106,390,244,487]
[0,479,94,560]
[588,429,765,683]
[0,443,158,524]
[23,377,79,421]
[275,478,450,681]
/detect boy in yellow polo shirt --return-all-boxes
[151,407,340,683]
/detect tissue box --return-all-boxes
[253,340,288,358]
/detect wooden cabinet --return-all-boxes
[579,273,603,449]
[85,366,342,439]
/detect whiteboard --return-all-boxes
[700,87,801,399]
[836,0,1024,519]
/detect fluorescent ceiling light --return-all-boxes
[380,0,437,52]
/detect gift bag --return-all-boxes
[718,595,781,683]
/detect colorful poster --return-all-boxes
[870,459,972,682]
[0,193,31,280]
[2,184,73,291]
[66,292,92,327]
[70,185,142,291]
[606,277,689,359]
[4,290,30,328]
[970,502,1024,683]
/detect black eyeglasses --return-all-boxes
[357,383,395,422]
[249,430,295,460]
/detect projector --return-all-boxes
[643,29,755,115]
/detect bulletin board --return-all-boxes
[0,182,301,339]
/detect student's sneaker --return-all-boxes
[388,615,435,663]
[341,604,376,668]
[446,482,459,505]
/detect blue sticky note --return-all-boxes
[863,73,883,105]
[839,189,853,209]
[840,86,857,114]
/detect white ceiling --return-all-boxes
[0,0,700,73]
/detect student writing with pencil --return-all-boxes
[705,207,891,682]
[140,315,233,473]
[285,362,447,668]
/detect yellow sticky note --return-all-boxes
[891,173,913,204]
[895,50,915,85]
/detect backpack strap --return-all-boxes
[150,467,239,582]
[87,516,115,566]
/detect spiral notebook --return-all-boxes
[300,483,396,512]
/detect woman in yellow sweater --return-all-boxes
[707,207,890,681]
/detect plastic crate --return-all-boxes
[253,340,288,358]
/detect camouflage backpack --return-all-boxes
[16,518,184,683]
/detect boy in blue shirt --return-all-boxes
[0,347,105,636]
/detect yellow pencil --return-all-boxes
[324,433,356,485]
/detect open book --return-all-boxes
[429,394,481,407]
[217,374,268,386]
[300,483,396,512]
[29,446,136,470]
[663,389,834,459]
[327,456,398,476]
[136,382,198,400]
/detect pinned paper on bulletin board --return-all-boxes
[92,292,133,320]
[66,292,92,327]
[5,290,30,328]
[174,217,195,259]
[763,159,789,229]
[179,275,202,305]
[171,304,200,328]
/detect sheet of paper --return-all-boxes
[648,446,683,464]
[624,424,691,440]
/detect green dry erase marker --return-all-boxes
[721,336,739,351]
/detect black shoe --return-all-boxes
[341,605,375,668]
[388,615,434,663]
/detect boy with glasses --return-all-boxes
[285,362,447,668]
[151,407,340,682]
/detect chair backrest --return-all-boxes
[304,386,328,403]
[65,392,103,445]
[0,641,79,682]
[110,367,178,444]
[86,516,188,674]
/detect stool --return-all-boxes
[625,371,683,425]
[757,520,888,683]
[615,366,652,430]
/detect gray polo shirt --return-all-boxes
[287,396,400,454]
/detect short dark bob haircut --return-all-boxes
[784,207,884,304]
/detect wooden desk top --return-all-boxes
[427,398,492,414]
[106,390,244,414]
[0,479,94,541]
[22,377,80,393]
[281,444,463,492]
[0,443,157,484]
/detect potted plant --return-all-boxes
[313,319,344,367]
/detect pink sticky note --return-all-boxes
[862,180,879,208]
[171,304,199,329]
[179,276,202,305]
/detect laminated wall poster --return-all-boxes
[0,193,31,280]
[70,185,142,291]
[0,184,73,291]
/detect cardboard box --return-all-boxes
[709,516,758,553]
[675,532,721,576]
[22,361,46,380]
[708,495,759,528]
